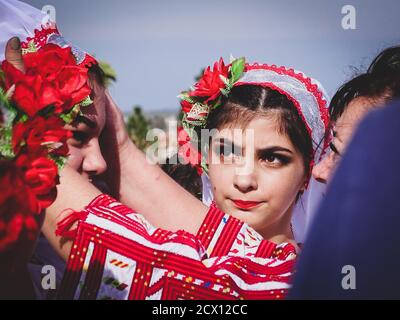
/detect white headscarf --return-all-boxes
[0,0,49,61]
[0,0,96,67]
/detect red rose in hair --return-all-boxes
[55,66,91,112]
[0,162,40,252]
[189,58,229,103]
[8,70,63,116]
[1,60,25,90]
[24,44,76,81]
[177,127,202,174]
[12,116,71,157]
[15,155,59,212]
[2,45,91,116]
[181,100,193,113]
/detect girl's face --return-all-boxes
[207,115,307,238]
[64,79,107,180]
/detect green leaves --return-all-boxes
[178,92,196,104]
[50,154,68,172]
[230,57,245,84]
[0,126,14,159]
[60,104,81,124]
[22,40,38,54]
[80,96,93,108]
[0,87,13,112]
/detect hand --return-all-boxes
[104,90,131,151]
[5,37,25,72]
[99,90,137,199]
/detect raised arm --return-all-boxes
[42,165,101,261]
[101,92,207,233]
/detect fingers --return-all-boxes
[105,90,124,120]
[5,37,25,73]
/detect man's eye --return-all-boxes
[329,142,341,156]
[71,131,88,144]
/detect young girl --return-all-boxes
[165,60,330,246]
[111,60,328,248]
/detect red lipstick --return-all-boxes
[232,199,263,210]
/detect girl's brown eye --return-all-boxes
[260,152,291,166]
[266,154,277,163]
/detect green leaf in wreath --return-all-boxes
[230,57,246,84]
[80,96,93,108]
[60,104,81,124]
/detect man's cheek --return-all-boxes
[66,148,84,171]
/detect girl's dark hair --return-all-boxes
[161,156,202,200]
[330,72,400,122]
[206,85,313,175]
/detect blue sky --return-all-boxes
[24,0,400,112]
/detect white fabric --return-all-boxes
[201,172,214,206]
[291,177,326,243]
[237,68,329,163]
[0,0,50,61]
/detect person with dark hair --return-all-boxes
[288,45,400,299]
[289,99,400,299]
[367,45,400,74]
[312,53,400,184]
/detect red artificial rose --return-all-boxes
[24,44,76,81]
[12,116,71,157]
[177,127,202,174]
[181,100,193,113]
[189,58,229,103]
[0,214,24,252]
[15,154,59,212]
[0,161,40,252]
[1,60,25,90]
[3,44,91,116]
[0,162,38,221]
[55,66,91,112]
[11,73,63,117]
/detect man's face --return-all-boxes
[312,96,386,184]
[64,79,107,181]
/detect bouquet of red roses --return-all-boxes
[0,44,93,252]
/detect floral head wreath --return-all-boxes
[179,57,331,176]
[0,0,97,252]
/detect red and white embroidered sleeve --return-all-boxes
[196,203,295,261]
[57,194,296,300]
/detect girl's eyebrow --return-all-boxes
[257,146,293,154]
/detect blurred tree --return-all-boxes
[126,105,151,151]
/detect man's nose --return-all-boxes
[312,154,335,184]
